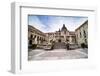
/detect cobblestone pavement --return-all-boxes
[78,48,88,54]
[28,49,88,61]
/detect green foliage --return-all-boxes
[81,43,87,48]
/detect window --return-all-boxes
[30,34,33,38]
[85,39,87,44]
[83,30,86,38]
[64,31,66,34]
[80,32,82,38]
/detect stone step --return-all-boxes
[53,42,66,49]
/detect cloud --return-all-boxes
[28,16,47,32]
[28,15,88,32]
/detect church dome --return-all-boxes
[61,24,67,31]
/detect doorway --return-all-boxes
[58,39,61,42]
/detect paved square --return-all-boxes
[28,49,88,61]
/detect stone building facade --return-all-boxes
[28,25,46,46]
[28,20,88,48]
[45,24,76,44]
[75,20,88,47]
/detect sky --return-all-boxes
[28,15,88,33]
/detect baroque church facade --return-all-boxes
[45,24,76,44]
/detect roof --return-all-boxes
[28,25,46,36]
[75,20,88,31]
[45,32,55,35]
[69,32,75,35]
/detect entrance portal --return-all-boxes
[58,39,61,42]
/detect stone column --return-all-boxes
[69,36,72,44]
[38,37,40,44]
[34,36,37,44]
